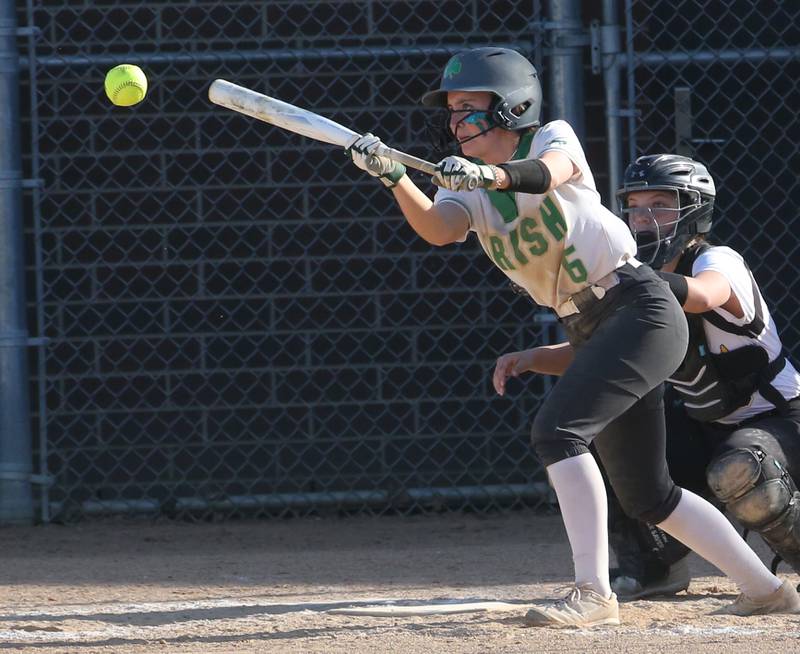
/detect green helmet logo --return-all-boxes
[443,56,462,79]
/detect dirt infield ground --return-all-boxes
[0,511,799,653]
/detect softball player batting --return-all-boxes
[603,155,800,601]
[347,46,800,626]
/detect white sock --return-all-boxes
[657,488,781,598]
[546,453,612,598]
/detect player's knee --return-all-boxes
[706,445,795,530]
[529,415,589,468]
[616,483,681,525]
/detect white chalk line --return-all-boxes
[327,600,534,616]
[0,595,391,617]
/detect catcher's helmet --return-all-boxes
[421,47,542,131]
[617,154,716,269]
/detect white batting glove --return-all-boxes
[432,156,496,192]
[346,133,406,188]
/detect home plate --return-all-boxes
[327,600,533,616]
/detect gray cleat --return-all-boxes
[714,579,800,616]
[524,584,620,628]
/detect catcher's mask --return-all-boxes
[617,154,715,269]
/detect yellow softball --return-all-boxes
[104,64,148,107]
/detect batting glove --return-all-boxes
[432,156,496,192]
[346,133,406,188]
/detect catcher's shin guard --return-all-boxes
[707,444,800,574]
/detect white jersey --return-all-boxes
[692,246,800,423]
[433,120,636,310]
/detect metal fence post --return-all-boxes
[600,0,623,211]
[0,0,33,524]
[545,0,586,142]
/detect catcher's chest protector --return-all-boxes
[666,244,787,423]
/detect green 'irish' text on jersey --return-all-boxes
[433,120,636,310]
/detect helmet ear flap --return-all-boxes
[492,101,515,129]
[493,86,541,131]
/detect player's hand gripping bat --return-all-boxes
[208,80,480,187]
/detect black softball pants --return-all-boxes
[531,263,689,524]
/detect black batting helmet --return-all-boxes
[617,154,716,269]
[421,47,542,131]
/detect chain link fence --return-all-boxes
[13,0,799,522]
[18,0,558,521]
[626,0,800,348]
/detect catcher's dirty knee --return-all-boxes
[707,445,800,572]
[706,445,779,505]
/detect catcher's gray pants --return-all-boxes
[531,263,689,524]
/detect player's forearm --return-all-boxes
[659,270,731,313]
[491,151,577,195]
[525,342,575,376]
[682,277,715,313]
[492,160,552,194]
[390,176,465,246]
[684,273,733,313]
